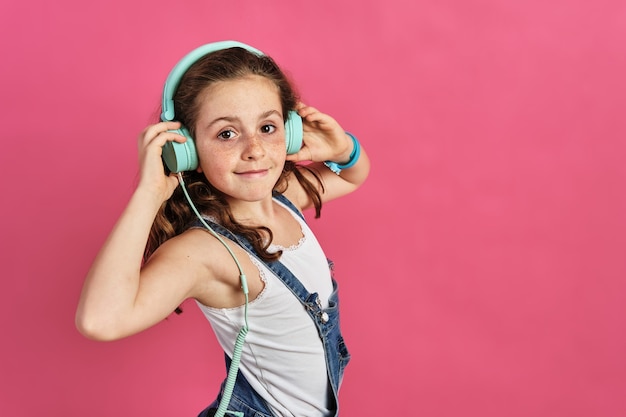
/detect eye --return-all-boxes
[260,124,277,134]
[217,129,236,140]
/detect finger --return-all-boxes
[301,107,335,126]
[140,122,185,147]
[296,104,320,118]
[285,146,313,162]
[301,114,335,134]
[295,102,308,111]
[142,121,183,141]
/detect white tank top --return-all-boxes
[196,198,334,416]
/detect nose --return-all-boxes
[242,133,265,160]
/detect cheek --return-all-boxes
[198,155,228,175]
[195,145,229,175]
[268,135,288,154]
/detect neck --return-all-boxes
[227,195,278,227]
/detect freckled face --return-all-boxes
[193,75,287,202]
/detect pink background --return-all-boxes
[1,0,625,416]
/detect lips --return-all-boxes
[236,168,269,178]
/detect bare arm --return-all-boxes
[75,122,198,341]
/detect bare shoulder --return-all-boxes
[148,227,237,283]
[147,227,259,308]
[148,228,219,269]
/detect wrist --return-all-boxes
[135,178,174,207]
[324,132,361,175]
[335,133,355,164]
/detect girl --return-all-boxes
[76,41,370,417]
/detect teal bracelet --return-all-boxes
[324,132,361,175]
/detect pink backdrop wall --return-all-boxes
[1,0,625,416]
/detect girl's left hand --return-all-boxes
[286,103,353,164]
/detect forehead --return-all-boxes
[198,75,280,105]
[194,75,283,128]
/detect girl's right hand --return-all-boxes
[136,121,187,202]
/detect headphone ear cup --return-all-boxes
[284,110,303,155]
[162,127,199,173]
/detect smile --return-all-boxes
[235,169,270,178]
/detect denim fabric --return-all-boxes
[198,358,275,416]
[196,193,350,417]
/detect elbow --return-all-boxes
[75,311,123,342]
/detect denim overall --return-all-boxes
[197,193,350,417]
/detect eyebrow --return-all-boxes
[207,110,283,128]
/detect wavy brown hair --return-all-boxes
[144,47,323,263]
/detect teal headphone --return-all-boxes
[160,40,303,173]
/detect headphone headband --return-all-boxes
[160,41,264,121]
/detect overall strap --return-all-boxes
[202,219,318,307]
[195,194,325,319]
[193,194,343,417]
